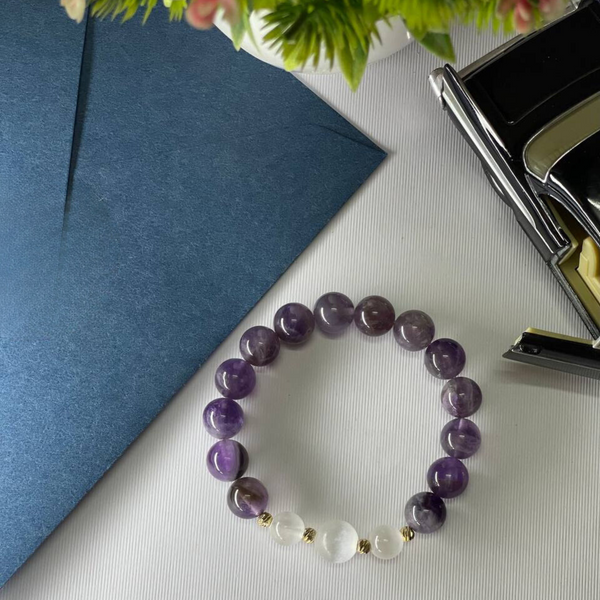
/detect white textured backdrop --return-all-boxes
[3,26,600,600]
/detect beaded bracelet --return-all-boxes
[204,294,482,563]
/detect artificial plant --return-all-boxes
[60,0,568,90]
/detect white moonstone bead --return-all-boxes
[314,520,358,563]
[369,525,404,560]
[270,512,305,546]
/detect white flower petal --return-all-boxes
[60,0,86,23]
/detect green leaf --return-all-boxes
[168,0,186,21]
[371,21,382,45]
[418,31,455,61]
[283,43,305,71]
[259,0,383,87]
[323,31,335,68]
[312,33,321,68]
[337,43,367,92]
[243,12,258,50]
[404,23,426,41]
[252,0,278,9]
[142,0,157,24]
[122,2,139,21]
[231,19,247,50]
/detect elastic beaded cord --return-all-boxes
[203,293,482,563]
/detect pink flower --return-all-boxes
[60,0,86,23]
[496,0,517,18]
[539,0,567,21]
[185,0,238,30]
[513,0,534,33]
[497,0,567,33]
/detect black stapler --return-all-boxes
[430,0,600,379]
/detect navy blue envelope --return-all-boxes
[0,1,385,586]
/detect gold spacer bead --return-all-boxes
[302,527,317,544]
[357,539,371,555]
[257,512,273,528]
[400,526,415,542]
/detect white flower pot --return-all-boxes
[215,12,412,73]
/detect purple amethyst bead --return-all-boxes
[441,418,481,459]
[239,326,280,367]
[354,296,395,337]
[215,359,256,399]
[427,457,469,499]
[404,492,446,534]
[227,477,269,519]
[274,303,315,345]
[424,338,466,379]
[203,398,245,439]
[207,440,249,482]
[441,377,482,417]
[393,310,435,351]
[314,292,355,335]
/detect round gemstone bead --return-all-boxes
[274,303,315,345]
[404,492,447,534]
[215,358,256,399]
[313,293,355,335]
[393,310,435,351]
[427,457,469,498]
[239,326,280,367]
[354,295,395,337]
[270,512,305,546]
[441,418,481,459]
[424,338,466,379]
[227,477,269,519]
[441,377,482,417]
[203,398,244,439]
[368,524,404,560]
[206,440,249,482]
[314,520,359,563]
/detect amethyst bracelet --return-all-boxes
[204,293,482,563]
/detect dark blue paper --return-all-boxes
[0,3,385,586]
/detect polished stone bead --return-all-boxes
[314,520,359,563]
[441,418,481,459]
[441,377,482,417]
[393,310,435,351]
[206,440,249,482]
[404,492,447,534]
[270,512,305,546]
[354,295,395,336]
[203,398,244,439]
[314,293,354,335]
[215,358,256,399]
[274,303,315,345]
[424,338,466,379]
[227,477,269,519]
[239,326,280,367]
[427,457,469,498]
[368,524,404,560]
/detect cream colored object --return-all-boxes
[523,327,593,346]
[524,92,600,181]
[214,12,412,73]
[546,198,600,329]
[578,237,600,303]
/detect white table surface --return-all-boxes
[3,27,600,600]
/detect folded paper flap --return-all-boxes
[0,9,385,587]
[0,6,85,331]
[198,122,383,152]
